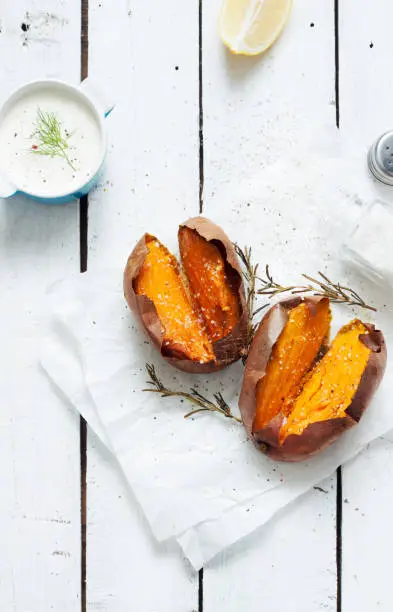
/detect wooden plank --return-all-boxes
[202,1,338,609]
[202,0,336,201]
[85,1,199,609]
[0,2,81,610]
[339,0,393,144]
[339,2,393,609]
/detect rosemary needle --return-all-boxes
[31,107,76,171]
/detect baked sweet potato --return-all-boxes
[124,217,248,372]
[239,297,387,462]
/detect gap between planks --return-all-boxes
[80,0,89,611]
[199,0,204,216]
[334,0,340,130]
[334,1,342,611]
[199,0,205,609]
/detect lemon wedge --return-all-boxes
[219,0,293,56]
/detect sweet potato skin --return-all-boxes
[239,297,387,462]
[124,217,248,373]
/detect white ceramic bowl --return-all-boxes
[0,78,113,204]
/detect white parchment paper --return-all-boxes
[40,154,393,569]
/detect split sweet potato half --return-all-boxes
[239,297,387,462]
[124,217,248,372]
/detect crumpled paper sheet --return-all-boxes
[40,153,393,569]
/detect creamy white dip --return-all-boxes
[0,85,103,196]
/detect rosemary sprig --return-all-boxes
[31,108,76,171]
[143,363,242,423]
[234,244,267,361]
[301,272,377,311]
[258,266,376,312]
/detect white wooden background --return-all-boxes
[1,1,393,610]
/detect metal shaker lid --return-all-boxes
[368,131,393,186]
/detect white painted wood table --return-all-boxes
[1,1,393,610]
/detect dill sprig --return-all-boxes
[234,244,267,361]
[31,107,76,171]
[143,363,242,423]
[258,266,376,312]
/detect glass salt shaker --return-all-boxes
[341,199,393,289]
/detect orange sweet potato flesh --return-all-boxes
[134,235,214,363]
[253,300,331,432]
[178,226,240,342]
[280,319,371,442]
